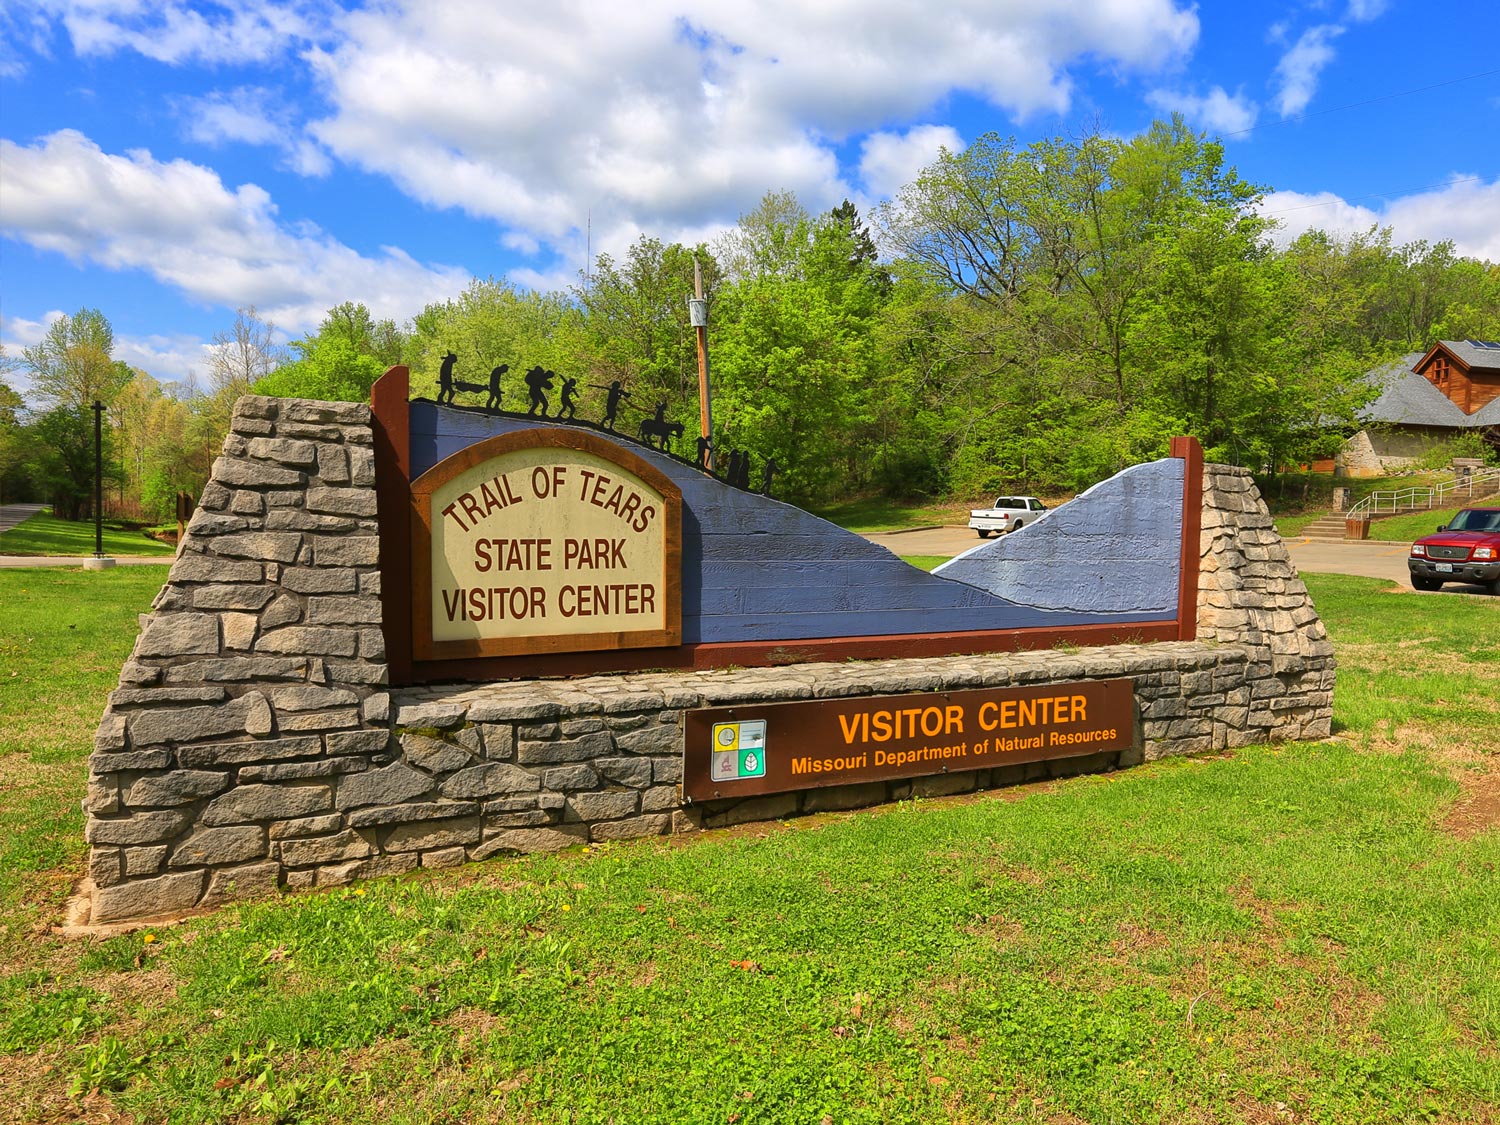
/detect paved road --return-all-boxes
[0,502,175,568]
[864,524,1449,591]
[0,503,48,535]
[0,555,174,568]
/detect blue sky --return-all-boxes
[2,1,1497,391]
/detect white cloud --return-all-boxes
[113,332,216,384]
[1,311,237,390]
[301,0,1200,266]
[1146,86,1258,135]
[858,125,965,202]
[0,130,469,332]
[0,311,64,395]
[24,0,327,66]
[1261,176,1500,262]
[176,86,334,176]
[1345,0,1389,22]
[180,86,287,147]
[1273,23,1343,117]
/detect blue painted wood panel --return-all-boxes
[409,403,1177,643]
[934,460,1185,614]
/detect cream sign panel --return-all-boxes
[413,430,682,659]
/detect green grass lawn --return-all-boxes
[1272,512,1323,538]
[1,570,1497,1123]
[1367,506,1473,543]
[900,555,949,572]
[809,496,971,533]
[0,509,175,557]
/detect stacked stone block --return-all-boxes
[86,397,390,922]
[1195,465,1336,747]
[388,640,1268,835]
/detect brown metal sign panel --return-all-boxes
[411,427,683,661]
[682,679,1135,802]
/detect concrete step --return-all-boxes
[1298,515,1352,540]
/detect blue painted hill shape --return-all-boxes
[934,459,1184,615]
[411,402,1176,643]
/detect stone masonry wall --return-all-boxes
[85,396,389,923]
[84,428,1335,924]
[1196,465,1335,744]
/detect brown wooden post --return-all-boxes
[1170,435,1204,642]
[371,366,414,684]
[692,257,713,469]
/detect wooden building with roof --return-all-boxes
[1337,339,1500,476]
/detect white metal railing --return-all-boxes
[1346,467,1500,521]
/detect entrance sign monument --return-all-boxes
[78,363,1336,923]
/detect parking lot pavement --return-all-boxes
[1281,537,1416,587]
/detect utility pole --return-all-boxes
[689,257,713,471]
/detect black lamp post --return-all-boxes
[83,399,115,570]
[92,399,104,558]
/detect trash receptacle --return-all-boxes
[1345,517,1370,540]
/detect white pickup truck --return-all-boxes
[967,495,1048,538]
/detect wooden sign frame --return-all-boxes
[410,427,682,660]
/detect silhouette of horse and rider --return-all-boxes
[638,402,684,452]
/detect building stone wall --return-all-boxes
[82,399,1335,923]
[1335,428,1445,477]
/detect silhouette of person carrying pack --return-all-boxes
[523,365,553,417]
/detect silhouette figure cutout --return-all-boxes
[760,457,778,496]
[696,435,713,471]
[639,401,684,451]
[437,352,458,404]
[599,380,631,430]
[558,376,579,420]
[524,365,553,417]
[487,364,508,410]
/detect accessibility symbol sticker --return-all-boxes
[710,719,767,782]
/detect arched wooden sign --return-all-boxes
[410,428,682,660]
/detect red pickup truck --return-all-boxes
[1408,506,1500,593]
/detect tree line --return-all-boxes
[4,117,1498,518]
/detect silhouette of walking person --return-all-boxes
[695,435,713,471]
[601,380,631,430]
[759,457,778,496]
[725,450,741,486]
[558,376,579,420]
[486,363,508,411]
[437,352,458,404]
